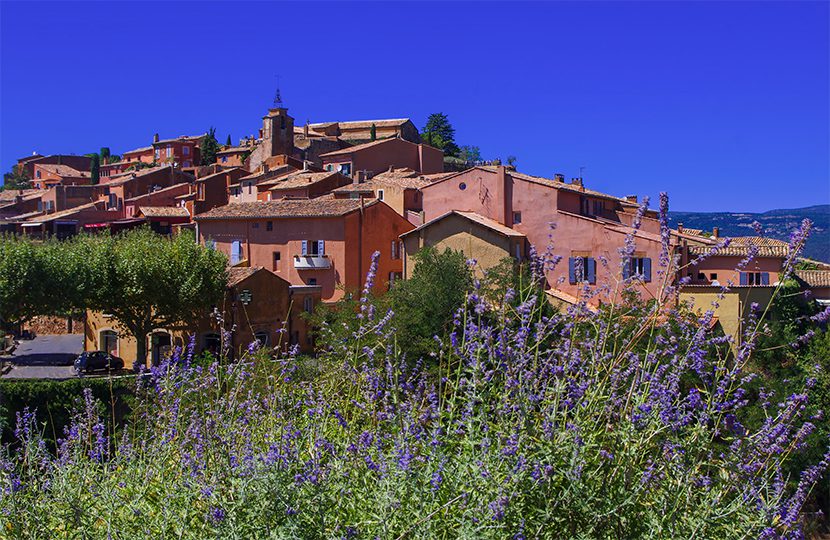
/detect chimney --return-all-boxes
[677,222,684,234]
[494,166,512,226]
[625,195,638,203]
[263,163,269,173]
[712,227,719,239]
[554,173,565,182]
[570,177,583,188]
[303,122,309,138]
[153,133,159,143]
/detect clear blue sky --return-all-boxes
[1,1,827,212]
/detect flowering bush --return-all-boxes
[2,211,828,538]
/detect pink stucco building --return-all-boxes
[320,137,443,179]
[194,198,415,302]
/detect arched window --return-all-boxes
[100,330,118,355]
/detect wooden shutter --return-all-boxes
[761,272,770,286]
[301,240,308,256]
[568,258,577,284]
[739,272,748,286]
[317,240,325,256]
[587,258,597,284]
[643,258,652,283]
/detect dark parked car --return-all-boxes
[74,351,124,375]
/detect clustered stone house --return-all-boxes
[4,95,828,368]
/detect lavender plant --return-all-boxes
[1,213,827,539]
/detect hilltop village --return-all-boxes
[2,97,829,368]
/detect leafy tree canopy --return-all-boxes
[422,113,459,157]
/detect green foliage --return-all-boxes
[85,229,228,366]
[458,145,482,164]
[0,376,135,446]
[387,247,473,359]
[89,153,100,184]
[99,147,110,164]
[1,167,31,191]
[507,155,517,167]
[370,123,376,141]
[200,127,221,165]
[422,112,459,157]
[225,134,232,146]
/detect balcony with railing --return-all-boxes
[293,255,332,269]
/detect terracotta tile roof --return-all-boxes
[194,198,376,221]
[795,270,830,288]
[24,202,100,223]
[333,172,433,193]
[138,206,190,218]
[319,137,408,158]
[309,119,410,130]
[401,210,525,239]
[0,210,44,222]
[216,145,253,155]
[34,164,90,177]
[103,166,173,186]
[267,171,340,191]
[240,165,298,186]
[688,236,789,258]
[227,266,260,288]
[124,183,191,203]
[153,134,205,146]
[123,146,153,155]
[196,167,243,183]
[0,189,47,202]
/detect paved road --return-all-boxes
[1,334,83,379]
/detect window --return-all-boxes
[304,296,314,313]
[183,146,190,156]
[221,156,228,163]
[623,257,652,282]
[340,163,352,177]
[377,189,385,201]
[593,200,604,216]
[568,256,596,284]
[254,331,270,347]
[183,161,191,168]
[36,170,41,179]
[388,271,402,290]
[512,211,522,224]
[100,330,118,355]
[740,272,770,286]
[459,182,467,191]
[302,240,325,256]
[203,333,221,356]
[273,251,281,271]
[391,240,402,260]
[154,149,160,160]
[230,240,243,265]
[253,222,259,229]
[266,221,273,231]
[326,165,333,172]
[709,273,718,281]
[308,278,317,285]
[205,238,216,250]
[697,272,706,281]
[166,145,172,157]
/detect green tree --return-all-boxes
[100,147,111,164]
[388,247,472,359]
[89,153,100,185]
[87,228,227,367]
[225,135,232,146]
[370,123,377,141]
[200,127,221,165]
[506,155,517,167]
[1,167,32,191]
[422,113,459,157]
[458,145,482,164]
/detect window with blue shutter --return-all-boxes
[761,272,770,286]
[586,258,596,284]
[301,240,308,256]
[643,258,652,283]
[230,240,242,265]
[568,258,577,284]
[739,272,748,286]
[317,240,325,256]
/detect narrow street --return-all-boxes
[1,334,83,379]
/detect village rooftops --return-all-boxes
[319,137,409,158]
[267,171,343,191]
[34,164,90,177]
[227,266,262,288]
[309,118,411,130]
[216,145,254,155]
[795,270,830,288]
[401,210,527,239]
[23,202,101,224]
[152,134,205,146]
[237,165,298,186]
[123,146,153,154]
[138,206,190,218]
[0,189,48,203]
[194,198,378,221]
[687,236,790,258]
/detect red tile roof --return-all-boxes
[138,206,190,218]
[267,171,340,191]
[319,137,408,158]
[34,164,90,178]
[194,198,377,220]
[401,210,525,239]
[795,270,830,288]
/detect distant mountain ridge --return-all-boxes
[668,204,830,263]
